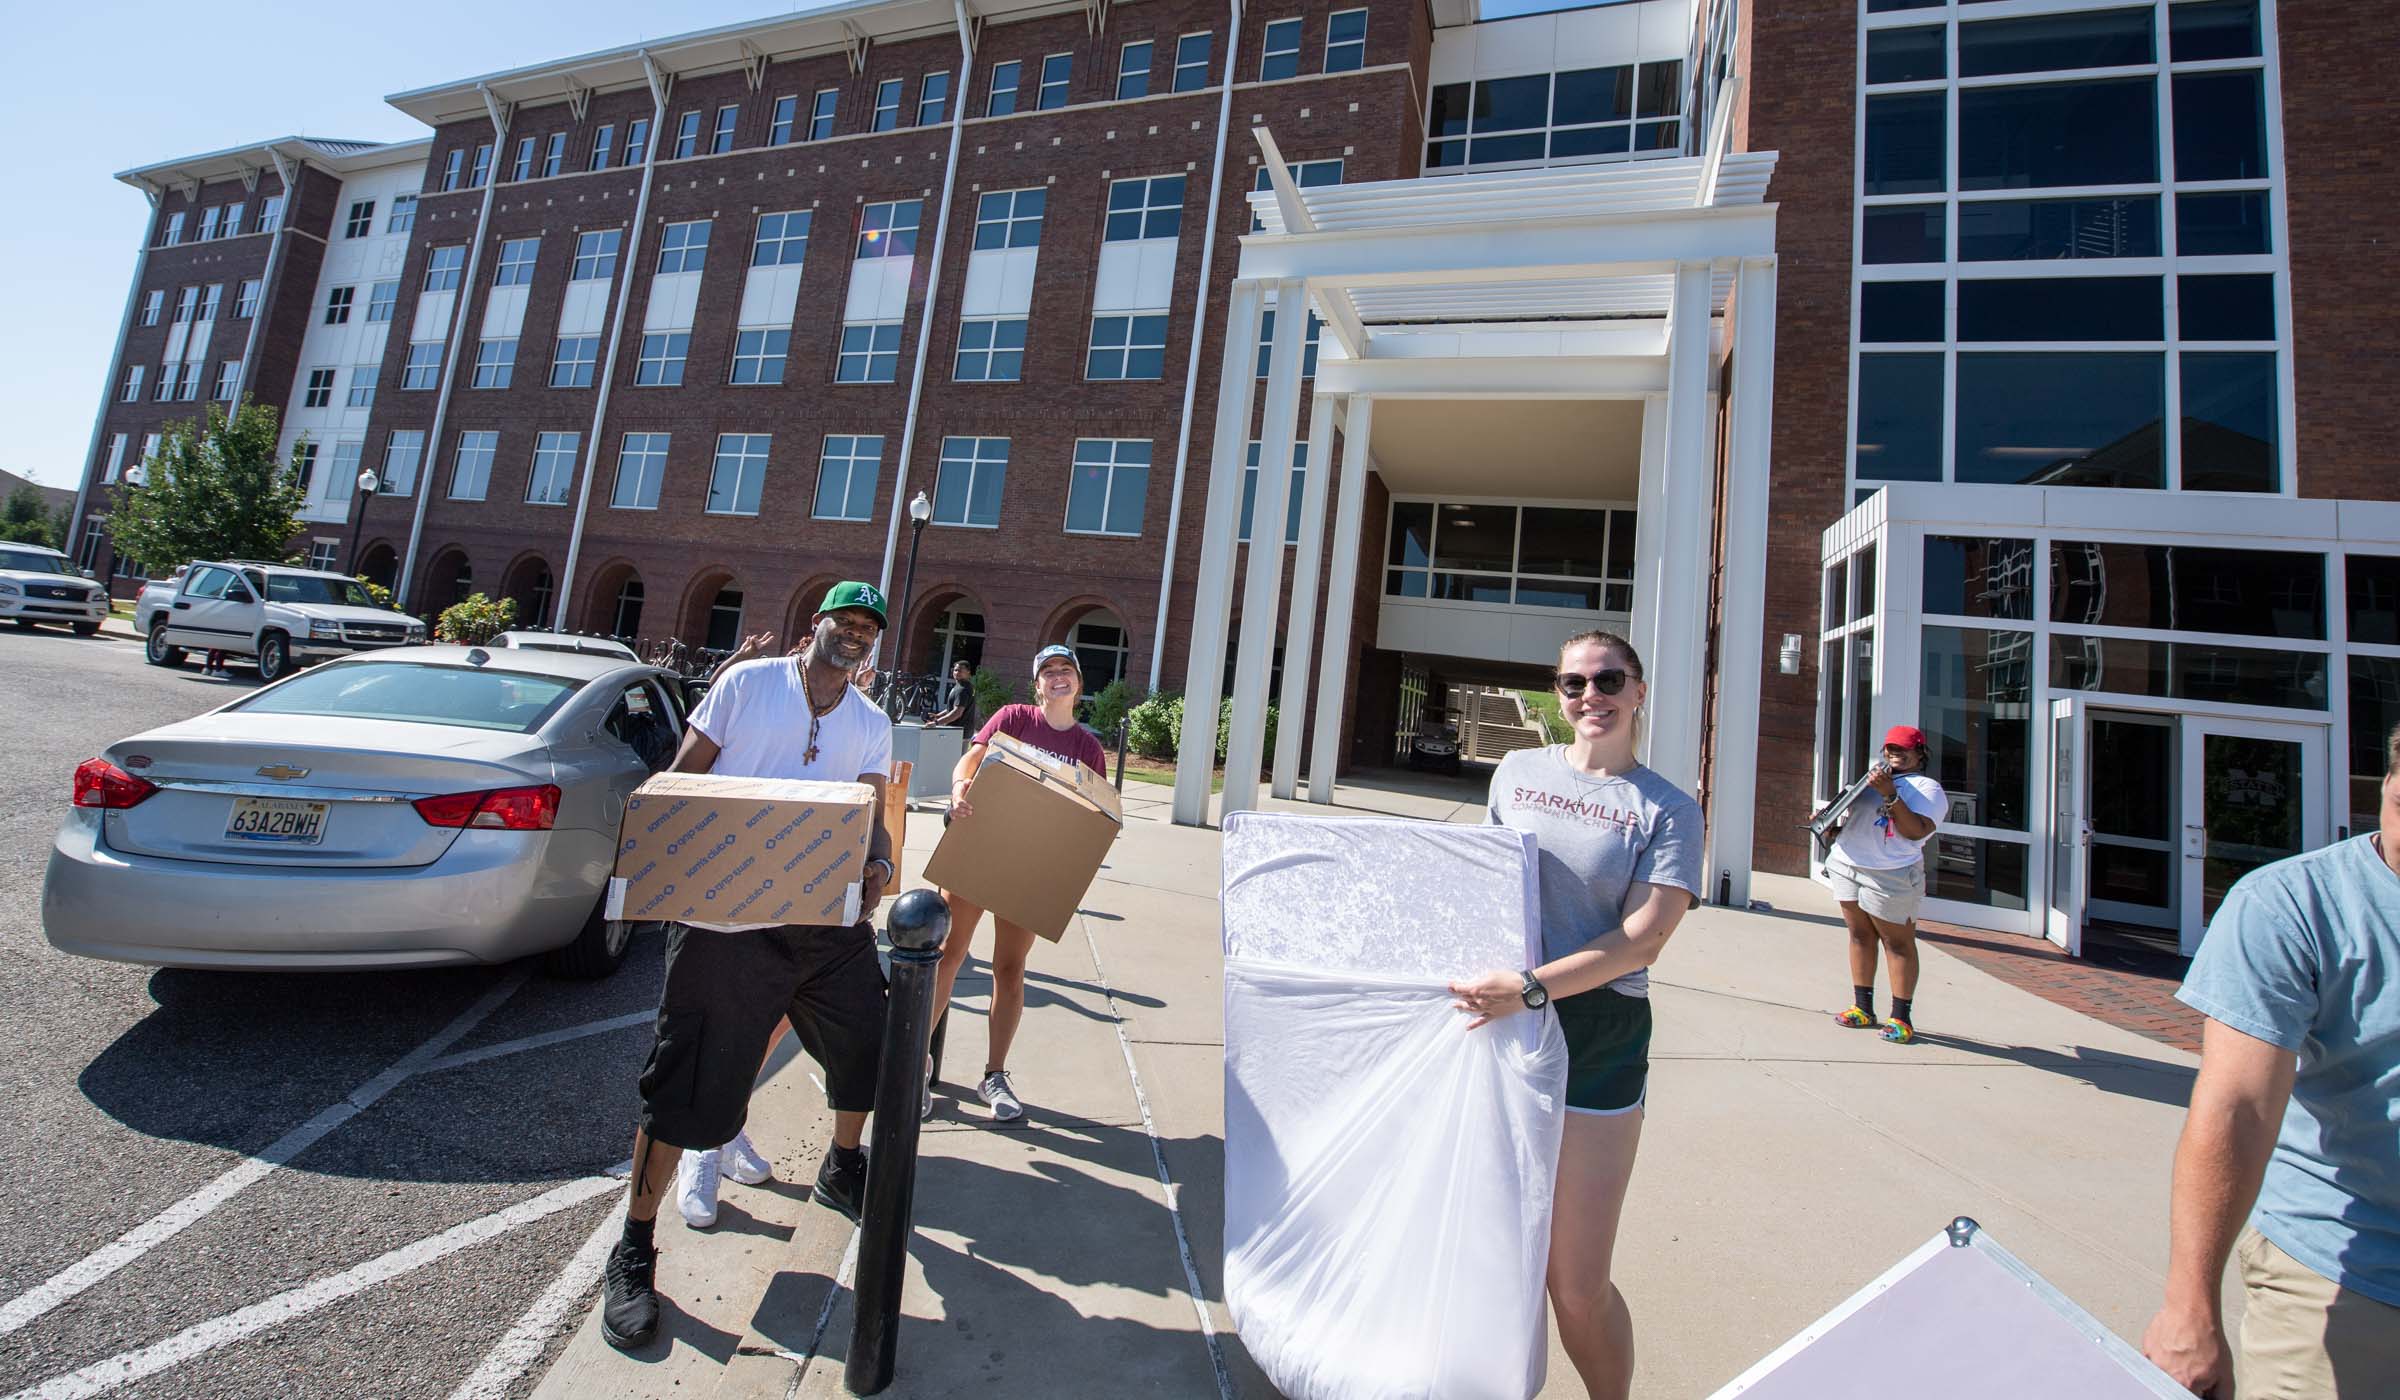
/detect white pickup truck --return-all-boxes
[136,560,425,681]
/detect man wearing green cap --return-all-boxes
[599,581,900,1350]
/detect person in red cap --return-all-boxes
[1824,724,1946,1043]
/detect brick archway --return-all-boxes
[582,558,645,640]
[499,551,554,629]
[677,567,743,651]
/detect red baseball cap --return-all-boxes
[1884,724,1928,750]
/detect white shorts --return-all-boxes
[1820,855,1926,924]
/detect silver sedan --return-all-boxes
[43,645,684,976]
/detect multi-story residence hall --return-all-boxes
[71,0,2400,955]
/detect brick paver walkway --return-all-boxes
[1917,921,2204,1054]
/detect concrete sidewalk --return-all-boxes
[536,788,2220,1399]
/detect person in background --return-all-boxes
[925,644,1106,1123]
[2140,723,2400,1398]
[1824,725,1945,1044]
[1450,628,1700,1400]
[932,659,977,734]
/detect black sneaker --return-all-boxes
[599,1233,660,1349]
[815,1145,868,1221]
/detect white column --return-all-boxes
[1271,389,1338,798]
[1627,390,1670,742]
[1308,395,1374,804]
[1707,256,1776,908]
[1646,260,1717,795]
[1220,276,1310,819]
[1171,280,1267,826]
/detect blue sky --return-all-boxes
[5,0,1589,488]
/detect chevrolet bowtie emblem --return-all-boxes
[256,764,311,782]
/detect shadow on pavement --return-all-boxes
[1909,1033,2196,1108]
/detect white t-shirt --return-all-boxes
[1833,772,1946,871]
[687,658,893,785]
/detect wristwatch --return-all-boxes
[1519,970,1550,1010]
[864,856,895,884]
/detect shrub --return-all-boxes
[969,666,1019,720]
[435,592,516,645]
[355,576,394,610]
[1085,678,1135,743]
[1127,692,1182,759]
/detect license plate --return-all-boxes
[225,797,328,845]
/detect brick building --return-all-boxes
[67,0,2400,955]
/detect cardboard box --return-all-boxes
[608,773,877,928]
[923,732,1122,940]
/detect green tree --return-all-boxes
[436,593,517,645]
[0,485,57,547]
[102,398,308,575]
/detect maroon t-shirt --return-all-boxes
[976,704,1107,772]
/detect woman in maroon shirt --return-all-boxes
[927,644,1106,1122]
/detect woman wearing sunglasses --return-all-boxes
[1450,629,1701,1400]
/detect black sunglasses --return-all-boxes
[1554,668,1630,699]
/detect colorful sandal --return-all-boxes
[1881,1017,1916,1045]
[1835,1006,1878,1029]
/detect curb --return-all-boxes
[708,1202,861,1400]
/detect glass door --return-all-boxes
[2044,697,2090,954]
[2086,711,2178,933]
[2178,718,2329,956]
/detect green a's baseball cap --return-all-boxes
[816,580,888,627]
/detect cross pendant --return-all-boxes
[804,745,819,764]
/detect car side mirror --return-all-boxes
[80,568,97,580]
[229,586,253,603]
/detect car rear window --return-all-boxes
[231,662,582,733]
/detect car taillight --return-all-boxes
[73,758,158,809]
[412,784,560,831]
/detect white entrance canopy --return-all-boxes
[1173,131,1781,908]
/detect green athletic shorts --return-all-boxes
[1555,987,1652,1114]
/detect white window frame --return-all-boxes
[918,71,952,126]
[450,430,497,500]
[163,211,185,245]
[325,285,355,325]
[471,339,517,390]
[656,220,711,274]
[551,336,600,389]
[836,323,904,383]
[402,342,444,390]
[712,104,739,154]
[303,368,336,409]
[635,333,689,387]
[589,124,616,171]
[730,329,790,386]
[626,119,650,165]
[178,363,203,401]
[469,143,492,187]
[365,281,397,323]
[955,316,1028,382]
[752,210,812,267]
[346,365,376,408]
[813,434,884,522]
[198,207,222,242]
[856,200,923,258]
[1038,53,1072,109]
[511,136,535,182]
[1117,40,1154,100]
[1424,59,1688,175]
[1104,174,1185,241]
[874,79,904,131]
[527,432,579,506]
[770,94,799,145]
[810,89,839,140]
[215,361,242,402]
[225,202,245,236]
[612,432,670,510]
[104,434,127,484]
[1173,32,1213,92]
[307,539,340,571]
[1086,313,1170,380]
[237,280,263,319]
[973,187,1046,249]
[382,430,423,497]
[122,365,144,402]
[1324,8,1368,73]
[1260,17,1303,81]
[140,290,162,326]
[988,60,1022,116]
[198,285,222,321]
[933,436,1010,528]
[572,229,622,281]
[1065,438,1153,537]
[543,132,566,177]
[493,237,540,287]
[675,110,702,159]
[424,246,465,292]
[705,433,772,516]
[386,196,414,233]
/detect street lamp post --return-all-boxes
[885,490,934,719]
[345,468,381,575]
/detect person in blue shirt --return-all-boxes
[2142,722,2400,1398]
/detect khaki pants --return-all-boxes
[2238,1225,2400,1398]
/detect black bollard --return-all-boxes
[847,888,950,1396]
[1114,717,1129,791]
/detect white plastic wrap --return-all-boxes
[1222,812,1569,1400]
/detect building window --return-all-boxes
[874,79,904,131]
[933,437,1009,527]
[543,133,566,177]
[705,590,746,651]
[973,187,1046,249]
[527,432,579,505]
[104,435,127,484]
[179,364,204,401]
[814,435,884,521]
[329,440,365,502]
[612,432,669,509]
[706,433,771,515]
[837,323,903,383]
[423,246,466,292]
[712,104,739,154]
[657,220,711,274]
[933,604,985,671]
[752,210,812,266]
[731,329,790,385]
[325,286,355,325]
[572,229,622,281]
[810,89,839,140]
[198,207,223,242]
[402,342,444,390]
[386,196,414,233]
[1261,18,1303,81]
[305,539,339,571]
[1256,307,1323,378]
[1252,156,1342,230]
[231,279,261,319]
[451,430,496,500]
[589,124,616,171]
[140,291,162,326]
[365,281,397,322]
[1070,615,1131,688]
[988,60,1022,116]
[1324,9,1367,72]
[1105,174,1185,240]
[1087,314,1169,380]
[198,285,222,321]
[464,144,488,187]
[611,577,645,639]
[228,202,250,236]
[156,365,176,401]
[472,339,517,390]
[511,136,535,182]
[1173,33,1213,91]
[770,95,798,145]
[674,111,701,159]
[919,72,951,125]
[1381,500,1635,608]
[955,318,1028,381]
[552,336,599,389]
[626,119,650,165]
[494,238,540,287]
[1038,53,1072,109]
[1066,439,1151,536]
[1426,59,1685,171]
[163,211,185,245]
[382,430,423,496]
[121,365,143,402]
[173,287,198,322]
[347,365,377,408]
[635,333,688,387]
[1239,441,1311,545]
[857,200,922,257]
[215,361,242,402]
[303,368,336,409]
[1117,40,1153,99]
[289,441,320,496]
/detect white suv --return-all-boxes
[0,543,108,636]
[136,561,424,681]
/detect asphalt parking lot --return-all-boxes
[0,629,660,1399]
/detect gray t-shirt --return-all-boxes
[1486,747,1705,996]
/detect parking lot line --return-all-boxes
[421,1010,653,1075]
[443,1187,626,1400]
[0,972,527,1340]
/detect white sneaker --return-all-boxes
[675,1148,722,1229]
[978,1070,1024,1122]
[723,1130,772,1186]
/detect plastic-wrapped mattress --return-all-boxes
[1221,812,1568,1400]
